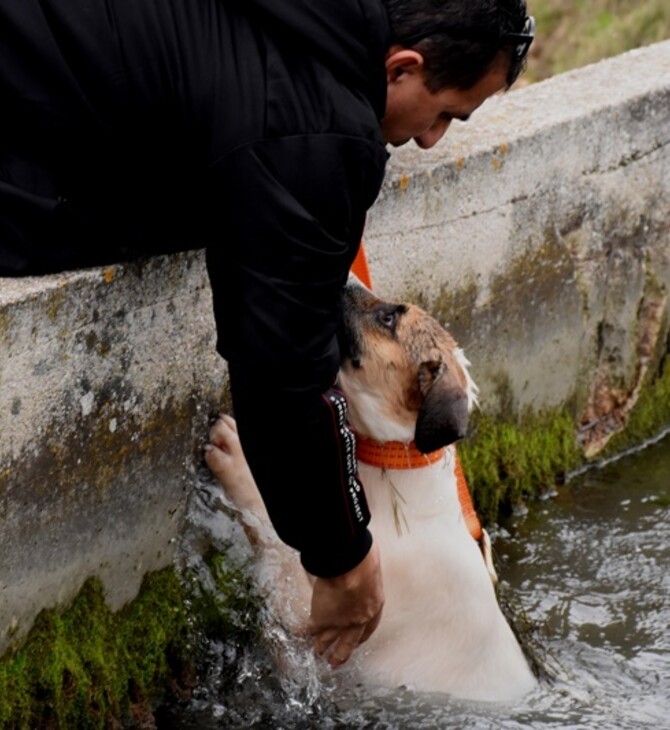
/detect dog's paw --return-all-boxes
[205,415,259,508]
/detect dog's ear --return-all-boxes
[414,360,469,453]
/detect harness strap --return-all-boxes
[454,451,482,542]
[350,244,373,289]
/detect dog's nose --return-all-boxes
[415,389,469,453]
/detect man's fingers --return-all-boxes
[359,607,383,645]
[307,542,385,667]
[311,628,339,655]
[324,626,366,668]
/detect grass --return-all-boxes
[523,0,670,82]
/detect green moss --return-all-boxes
[459,408,583,524]
[459,357,670,525]
[0,570,190,729]
[0,549,263,729]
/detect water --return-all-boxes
[163,436,670,729]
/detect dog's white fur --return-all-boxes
[355,449,535,700]
[210,281,536,702]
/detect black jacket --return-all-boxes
[1,0,390,576]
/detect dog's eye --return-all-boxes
[379,312,396,328]
[377,306,404,331]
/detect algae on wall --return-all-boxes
[458,408,582,524]
[0,551,261,730]
[455,337,670,524]
[0,570,192,730]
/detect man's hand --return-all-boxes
[308,541,384,668]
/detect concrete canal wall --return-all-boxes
[365,41,670,458]
[0,256,227,655]
[2,40,670,655]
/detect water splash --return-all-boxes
[164,436,670,729]
[167,470,343,728]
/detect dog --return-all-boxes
[205,279,537,702]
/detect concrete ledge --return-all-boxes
[0,253,226,650]
[2,41,670,650]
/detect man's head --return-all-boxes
[380,0,533,148]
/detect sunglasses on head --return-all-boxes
[401,15,536,67]
[500,15,536,65]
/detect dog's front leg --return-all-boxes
[205,414,270,521]
[205,413,312,630]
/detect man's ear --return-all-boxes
[385,46,425,82]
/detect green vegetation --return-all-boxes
[0,571,189,729]
[0,553,261,729]
[458,359,670,525]
[525,0,670,81]
[458,408,582,524]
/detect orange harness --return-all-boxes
[350,245,483,544]
[354,435,483,542]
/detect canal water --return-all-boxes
[164,434,670,729]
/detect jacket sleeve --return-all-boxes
[206,133,387,577]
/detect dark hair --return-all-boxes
[383,0,530,91]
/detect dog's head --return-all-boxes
[337,279,478,452]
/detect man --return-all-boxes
[0,0,533,667]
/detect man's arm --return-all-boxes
[206,132,387,661]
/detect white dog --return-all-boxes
[205,280,537,702]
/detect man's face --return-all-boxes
[381,49,509,149]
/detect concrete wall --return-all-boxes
[2,41,670,651]
[365,40,670,454]
[0,255,226,651]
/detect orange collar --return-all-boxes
[354,434,446,470]
[354,432,483,542]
